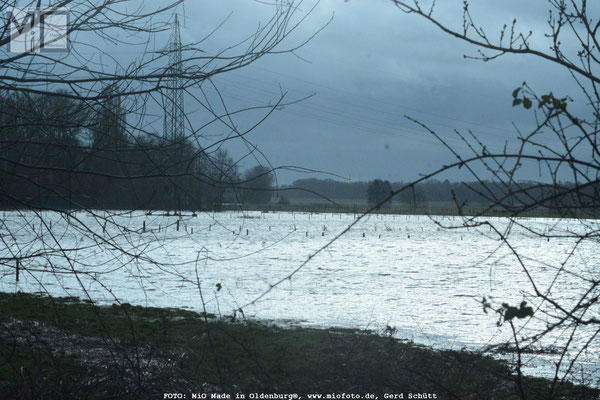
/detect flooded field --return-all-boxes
[1,210,598,385]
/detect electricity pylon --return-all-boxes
[162,14,185,212]
[163,14,184,143]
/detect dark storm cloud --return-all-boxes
[180,1,586,183]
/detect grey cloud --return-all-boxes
[159,1,585,183]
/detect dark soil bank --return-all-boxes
[0,292,597,399]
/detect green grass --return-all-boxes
[0,292,597,399]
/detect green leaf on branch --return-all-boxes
[537,92,570,114]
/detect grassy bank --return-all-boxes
[0,292,597,399]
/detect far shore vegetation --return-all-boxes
[3,174,592,219]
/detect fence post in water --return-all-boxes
[176,220,180,231]
[15,258,19,282]
[362,232,365,238]
[191,227,193,234]
[143,221,146,233]
[246,229,249,236]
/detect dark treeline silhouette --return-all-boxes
[240,165,275,205]
[283,178,369,201]
[366,179,393,208]
[0,90,241,211]
[280,178,472,204]
[283,178,591,213]
[1,85,591,214]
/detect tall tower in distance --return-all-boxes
[163,14,184,143]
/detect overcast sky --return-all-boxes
[148,1,588,184]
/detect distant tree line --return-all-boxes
[0,90,275,210]
[366,179,393,208]
[279,178,444,205]
[3,86,585,212]
[282,178,589,211]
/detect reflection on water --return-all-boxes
[1,210,598,385]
